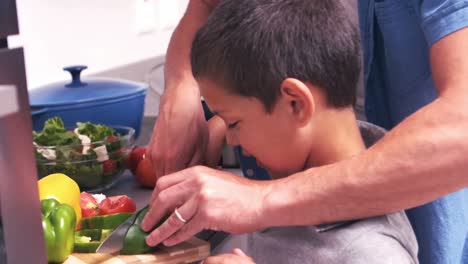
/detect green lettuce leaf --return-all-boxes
[33,117,80,146]
[77,122,115,142]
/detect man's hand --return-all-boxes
[203,248,256,264]
[146,0,219,178]
[141,166,270,247]
[147,92,209,178]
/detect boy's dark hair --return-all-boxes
[191,0,361,112]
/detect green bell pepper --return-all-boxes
[121,206,169,255]
[41,198,76,263]
[74,229,112,253]
[74,213,134,253]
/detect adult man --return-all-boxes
[144,1,468,263]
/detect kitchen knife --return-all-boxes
[95,212,137,254]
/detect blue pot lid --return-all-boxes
[29,66,148,107]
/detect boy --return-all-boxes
[191,0,419,263]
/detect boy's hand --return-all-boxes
[203,248,256,264]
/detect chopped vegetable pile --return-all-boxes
[33,117,132,190]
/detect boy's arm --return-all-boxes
[205,116,226,168]
[147,0,219,177]
[203,248,256,264]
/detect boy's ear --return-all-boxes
[280,78,315,126]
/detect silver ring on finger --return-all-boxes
[174,207,187,223]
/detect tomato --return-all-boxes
[128,146,157,188]
[135,158,157,188]
[80,192,101,218]
[80,192,136,217]
[103,159,117,174]
[128,146,147,174]
[107,135,118,141]
[99,195,136,215]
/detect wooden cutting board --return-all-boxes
[64,237,210,264]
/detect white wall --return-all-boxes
[9,0,189,90]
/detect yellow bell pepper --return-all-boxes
[38,173,82,225]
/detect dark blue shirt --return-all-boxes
[359,1,467,263]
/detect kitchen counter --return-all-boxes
[0,117,159,264]
[0,116,238,263]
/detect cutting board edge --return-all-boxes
[66,237,210,264]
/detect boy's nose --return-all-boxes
[225,131,239,146]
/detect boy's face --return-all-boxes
[200,78,313,178]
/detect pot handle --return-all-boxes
[63,65,88,87]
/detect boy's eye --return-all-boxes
[228,121,239,129]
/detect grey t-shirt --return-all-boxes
[247,212,418,263]
[246,122,418,263]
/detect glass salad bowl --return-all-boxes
[33,117,135,193]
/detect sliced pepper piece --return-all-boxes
[79,212,133,230]
[74,236,101,253]
[134,206,149,226]
[121,206,169,255]
[74,229,112,253]
[41,198,76,263]
[120,224,153,255]
[75,229,112,241]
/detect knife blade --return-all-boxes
[95,212,137,254]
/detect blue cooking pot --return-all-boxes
[29,66,148,137]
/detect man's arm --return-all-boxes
[265,28,468,226]
[163,0,216,94]
[147,0,219,177]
